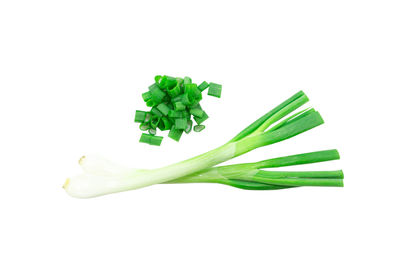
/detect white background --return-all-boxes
[1,0,399,255]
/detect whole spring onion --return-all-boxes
[135,75,222,146]
[64,91,342,198]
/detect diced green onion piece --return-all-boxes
[173,101,186,111]
[181,93,193,105]
[148,83,158,90]
[167,84,181,98]
[139,133,152,144]
[207,82,222,98]
[149,85,166,103]
[171,94,183,103]
[194,111,208,124]
[134,110,147,123]
[149,135,163,146]
[144,112,151,122]
[146,99,155,107]
[160,76,177,89]
[150,116,160,128]
[176,77,183,87]
[185,83,202,100]
[189,107,204,118]
[154,75,162,84]
[151,107,163,117]
[156,103,170,116]
[174,118,187,130]
[182,110,191,118]
[198,81,209,92]
[168,126,184,142]
[183,76,192,85]
[149,128,157,135]
[194,124,205,132]
[142,91,152,102]
[139,122,150,131]
[185,120,193,134]
[168,110,184,118]
[158,117,172,131]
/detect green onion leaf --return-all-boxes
[149,135,163,146]
[183,76,192,85]
[149,128,157,135]
[158,117,172,131]
[139,122,150,131]
[150,116,160,128]
[149,85,166,103]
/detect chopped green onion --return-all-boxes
[168,126,184,142]
[171,94,184,103]
[150,107,163,117]
[139,133,152,144]
[160,76,177,89]
[149,135,163,146]
[154,75,162,84]
[156,103,170,116]
[194,125,205,132]
[146,99,155,107]
[183,76,192,85]
[185,120,193,134]
[189,107,204,118]
[139,122,150,131]
[150,116,160,128]
[158,117,172,131]
[168,110,184,118]
[135,75,222,145]
[173,101,186,111]
[208,82,222,98]
[134,110,147,123]
[144,112,151,122]
[174,118,187,130]
[142,91,152,102]
[167,84,181,98]
[198,81,209,92]
[194,111,208,124]
[149,85,166,103]
[149,128,157,135]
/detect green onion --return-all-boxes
[208,82,222,98]
[134,110,147,123]
[167,84,181,98]
[65,91,342,198]
[193,124,205,132]
[158,117,172,131]
[139,133,152,144]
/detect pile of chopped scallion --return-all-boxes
[134,75,222,146]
